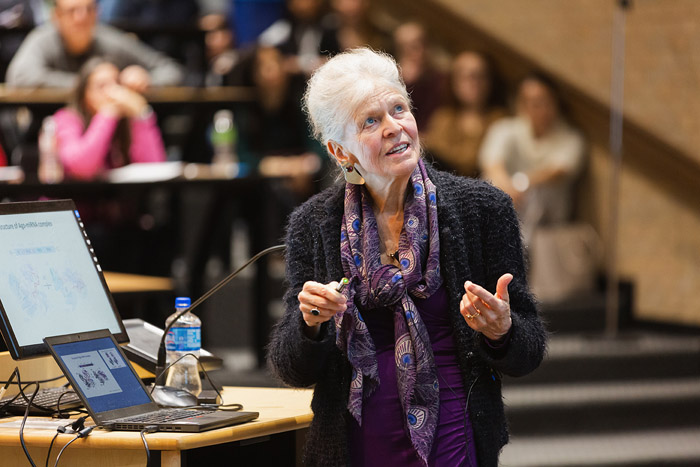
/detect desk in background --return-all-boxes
[0,86,256,108]
[0,85,257,166]
[103,271,173,294]
[0,386,313,467]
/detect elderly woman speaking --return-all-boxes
[268,48,546,467]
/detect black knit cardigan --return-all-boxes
[267,164,547,466]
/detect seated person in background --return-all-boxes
[423,51,507,178]
[392,21,447,131]
[53,57,166,180]
[479,71,585,245]
[329,0,390,51]
[6,0,183,89]
[237,46,321,199]
[258,0,341,76]
[97,0,229,86]
[204,18,240,87]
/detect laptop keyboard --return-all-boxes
[0,387,83,415]
[114,408,211,424]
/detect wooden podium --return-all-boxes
[0,352,313,466]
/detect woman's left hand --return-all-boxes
[460,273,513,341]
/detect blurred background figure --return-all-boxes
[0,0,46,81]
[258,0,341,76]
[204,18,240,87]
[5,0,183,89]
[53,57,166,180]
[97,0,228,86]
[423,50,507,178]
[50,57,169,274]
[392,21,446,131]
[237,46,322,201]
[329,0,390,51]
[479,72,585,244]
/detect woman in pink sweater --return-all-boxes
[54,57,166,180]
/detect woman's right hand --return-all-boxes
[298,280,347,337]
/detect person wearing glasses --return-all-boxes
[6,0,183,90]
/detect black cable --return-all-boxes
[140,425,158,467]
[18,378,39,467]
[150,353,244,411]
[55,390,78,418]
[44,415,88,467]
[53,436,79,467]
[150,352,198,395]
[45,431,60,467]
[155,244,286,385]
[45,415,88,467]
[53,426,94,467]
[0,374,66,385]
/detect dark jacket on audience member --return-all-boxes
[268,163,547,467]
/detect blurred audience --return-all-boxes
[479,71,586,244]
[6,0,183,88]
[258,0,341,76]
[423,51,507,178]
[392,21,446,130]
[97,0,228,86]
[204,18,240,86]
[53,57,166,180]
[237,46,321,197]
[329,0,390,51]
[0,0,46,81]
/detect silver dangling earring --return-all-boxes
[342,162,365,185]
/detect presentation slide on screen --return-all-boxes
[0,210,121,346]
[62,350,123,398]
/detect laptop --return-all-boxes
[44,329,258,432]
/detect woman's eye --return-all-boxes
[364,117,376,126]
[395,104,404,112]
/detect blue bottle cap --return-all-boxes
[175,297,191,308]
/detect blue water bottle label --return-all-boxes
[165,327,201,352]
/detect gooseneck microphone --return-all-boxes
[152,244,286,405]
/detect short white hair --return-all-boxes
[303,48,410,148]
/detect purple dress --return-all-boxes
[348,286,478,466]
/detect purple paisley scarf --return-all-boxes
[335,159,442,464]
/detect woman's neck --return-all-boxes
[366,176,411,264]
[365,175,409,217]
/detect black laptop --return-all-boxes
[44,329,258,432]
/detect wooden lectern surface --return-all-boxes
[0,386,313,467]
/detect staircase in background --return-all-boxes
[500,301,700,466]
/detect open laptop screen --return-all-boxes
[0,200,126,359]
[50,334,151,413]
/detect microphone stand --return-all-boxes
[152,244,286,406]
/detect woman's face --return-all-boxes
[84,62,119,115]
[518,79,559,135]
[340,87,420,186]
[254,47,286,89]
[452,53,491,109]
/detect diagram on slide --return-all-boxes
[63,350,123,398]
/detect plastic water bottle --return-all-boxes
[165,297,202,396]
[210,109,239,177]
[38,116,63,184]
